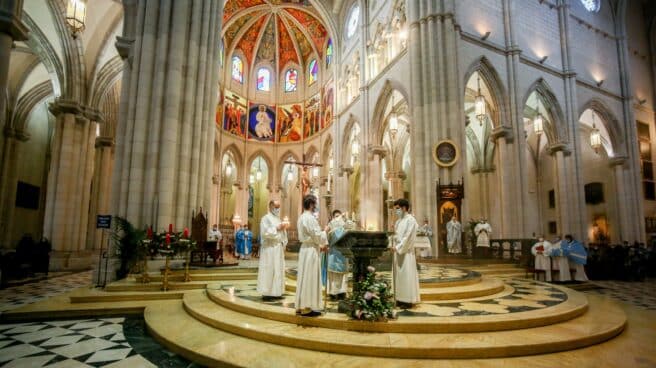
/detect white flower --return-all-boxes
[367,266,376,273]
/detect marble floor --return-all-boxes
[0,272,194,368]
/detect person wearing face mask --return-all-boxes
[323,210,355,300]
[531,236,553,282]
[391,198,421,309]
[209,224,223,243]
[296,194,329,316]
[257,200,289,300]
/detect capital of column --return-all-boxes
[547,142,572,156]
[367,144,387,159]
[115,36,134,60]
[490,126,514,142]
[84,107,103,123]
[384,171,406,181]
[339,165,354,177]
[95,137,114,148]
[608,156,628,168]
[0,8,29,40]
[3,125,29,141]
[48,99,84,117]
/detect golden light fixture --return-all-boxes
[66,0,87,37]
[225,160,233,176]
[590,113,602,153]
[533,113,544,136]
[351,139,360,156]
[474,77,486,125]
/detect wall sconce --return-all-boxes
[539,55,548,64]
[596,79,604,87]
[638,99,647,105]
[480,31,491,41]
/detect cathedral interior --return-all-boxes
[0,0,655,367]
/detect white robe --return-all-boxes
[549,241,571,282]
[531,240,553,281]
[393,214,421,304]
[257,213,288,297]
[446,220,462,253]
[296,211,327,312]
[474,222,492,247]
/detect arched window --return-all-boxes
[308,59,318,85]
[580,0,600,12]
[285,69,298,92]
[232,56,243,83]
[257,68,270,91]
[326,39,333,67]
[346,4,360,39]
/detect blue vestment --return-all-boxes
[236,229,253,256]
[563,240,587,265]
[322,226,348,286]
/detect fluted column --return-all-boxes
[0,127,29,247]
[550,144,573,236]
[112,0,222,231]
[609,157,631,242]
[491,127,514,237]
[87,137,114,250]
[43,100,96,256]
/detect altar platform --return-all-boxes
[1,263,650,367]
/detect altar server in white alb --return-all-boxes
[391,198,421,309]
[257,200,288,300]
[531,236,553,282]
[295,194,328,316]
[549,236,571,282]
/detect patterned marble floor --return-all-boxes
[583,278,656,311]
[287,265,480,284]
[214,278,568,317]
[0,272,93,314]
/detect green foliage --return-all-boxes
[112,217,146,280]
[345,267,396,322]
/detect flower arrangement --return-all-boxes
[345,266,396,322]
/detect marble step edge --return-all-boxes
[284,277,505,301]
[135,273,255,282]
[182,291,626,359]
[104,282,207,292]
[205,286,589,333]
[285,272,484,288]
[162,266,255,275]
[70,292,184,303]
[1,305,146,322]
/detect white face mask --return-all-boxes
[395,209,403,217]
[272,208,280,217]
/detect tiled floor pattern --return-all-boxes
[0,271,93,314]
[583,278,656,311]
[287,266,479,284]
[216,278,568,317]
[0,317,198,368]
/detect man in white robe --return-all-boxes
[295,194,328,316]
[531,236,553,281]
[446,216,462,254]
[391,198,421,308]
[257,200,288,300]
[549,237,571,282]
[474,219,492,258]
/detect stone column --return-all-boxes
[112,0,222,231]
[365,145,386,230]
[87,136,114,251]
[43,100,97,270]
[491,127,515,237]
[0,127,29,248]
[609,157,631,242]
[0,0,28,130]
[549,144,573,237]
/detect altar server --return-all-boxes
[323,210,354,300]
[391,198,421,308]
[296,194,328,316]
[257,200,288,300]
[549,236,571,282]
[563,235,589,281]
[531,236,553,281]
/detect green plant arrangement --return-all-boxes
[112,217,146,280]
[345,266,396,322]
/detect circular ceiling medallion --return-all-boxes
[432,140,459,168]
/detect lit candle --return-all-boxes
[169,224,173,233]
[183,227,189,238]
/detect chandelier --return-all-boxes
[474,77,486,125]
[66,0,86,37]
[590,112,602,153]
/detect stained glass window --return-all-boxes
[257,68,270,91]
[580,0,600,12]
[285,69,298,92]
[308,59,318,85]
[326,39,333,66]
[232,56,243,83]
[346,4,360,39]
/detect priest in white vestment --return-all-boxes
[391,198,421,308]
[531,237,553,281]
[474,220,492,248]
[446,216,462,254]
[257,200,288,300]
[549,237,571,282]
[295,194,328,316]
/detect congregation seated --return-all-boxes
[0,235,51,287]
[586,241,654,281]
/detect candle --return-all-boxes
[169,224,173,233]
[147,226,153,239]
[165,233,171,245]
[183,227,189,239]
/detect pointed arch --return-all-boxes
[13,81,54,133]
[578,98,625,156]
[247,150,274,189]
[341,114,360,168]
[522,78,568,145]
[370,79,410,144]
[221,143,245,176]
[462,57,508,128]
